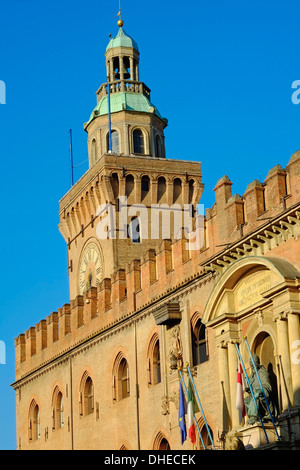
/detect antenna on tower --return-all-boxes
[117,0,124,27]
[69,129,74,187]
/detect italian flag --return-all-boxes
[236,361,246,423]
[187,380,197,445]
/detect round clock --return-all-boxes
[79,242,103,295]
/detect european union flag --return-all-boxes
[178,381,187,444]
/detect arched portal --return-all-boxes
[202,256,300,433]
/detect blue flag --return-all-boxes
[178,381,187,444]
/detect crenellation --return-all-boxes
[25,327,36,359]
[15,153,300,380]
[58,304,71,337]
[71,295,84,329]
[97,278,111,314]
[46,312,59,345]
[35,319,47,353]
[264,164,287,216]
[243,180,265,233]
[286,151,300,207]
[141,248,157,287]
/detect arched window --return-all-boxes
[107,130,120,154]
[191,318,208,365]
[196,422,214,450]
[125,174,135,198]
[157,176,166,203]
[173,178,182,203]
[141,175,150,200]
[113,354,130,401]
[79,373,94,416]
[153,432,171,450]
[147,334,161,385]
[111,173,119,199]
[133,129,145,154]
[52,387,64,430]
[28,400,40,441]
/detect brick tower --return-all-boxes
[58,19,204,300]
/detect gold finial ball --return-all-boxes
[117,19,124,27]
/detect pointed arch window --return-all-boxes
[52,387,64,430]
[191,318,208,365]
[147,334,161,385]
[28,400,40,441]
[133,129,145,154]
[113,353,130,401]
[79,373,94,416]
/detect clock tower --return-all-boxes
[58,20,204,300]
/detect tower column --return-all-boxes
[120,56,125,91]
[129,57,134,82]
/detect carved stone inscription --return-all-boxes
[235,271,279,311]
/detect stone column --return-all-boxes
[120,56,125,91]
[110,60,114,84]
[276,312,293,410]
[123,123,129,155]
[129,57,134,82]
[288,311,300,406]
[135,61,139,81]
[228,341,239,428]
[218,342,231,431]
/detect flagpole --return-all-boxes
[234,341,269,444]
[178,369,206,450]
[107,77,112,153]
[186,365,216,450]
[244,337,280,441]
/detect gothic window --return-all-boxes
[107,130,120,154]
[191,318,208,365]
[28,400,40,441]
[147,334,161,385]
[79,373,94,416]
[52,387,64,430]
[113,354,130,401]
[153,432,171,450]
[196,423,214,450]
[133,129,145,154]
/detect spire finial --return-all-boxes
[117,0,124,27]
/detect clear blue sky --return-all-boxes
[0,0,300,450]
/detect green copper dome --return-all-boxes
[85,92,167,126]
[106,28,139,52]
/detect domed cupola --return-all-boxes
[84,19,168,166]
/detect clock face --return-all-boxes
[79,242,103,295]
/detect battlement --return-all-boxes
[206,150,300,248]
[15,150,300,380]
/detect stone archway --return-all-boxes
[202,255,300,430]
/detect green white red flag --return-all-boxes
[187,380,197,444]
